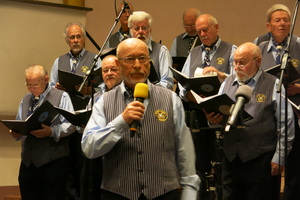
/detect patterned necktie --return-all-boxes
[27,97,39,117]
[71,57,78,73]
[275,45,282,65]
[203,47,211,67]
[187,36,196,55]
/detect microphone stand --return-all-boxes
[276,1,299,198]
[77,1,129,94]
[79,2,130,200]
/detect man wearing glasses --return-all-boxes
[205,42,295,200]
[50,22,101,110]
[82,38,200,200]
[49,22,101,199]
[10,64,76,200]
[128,11,174,90]
[178,13,236,200]
[170,8,202,57]
[104,2,134,49]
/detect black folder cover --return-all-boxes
[169,66,221,96]
[54,107,92,127]
[1,100,59,135]
[264,62,300,84]
[189,92,253,126]
[172,56,187,72]
[58,68,102,93]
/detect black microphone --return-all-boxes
[130,83,149,137]
[225,85,252,132]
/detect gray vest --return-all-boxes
[255,33,270,45]
[21,88,70,167]
[259,35,300,72]
[150,41,163,82]
[189,41,232,77]
[108,32,121,48]
[102,84,180,200]
[222,72,277,162]
[175,33,201,57]
[58,50,96,76]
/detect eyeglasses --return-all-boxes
[118,56,150,65]
[67,34,84,40]
[102,67,119,74]
[25,82,41,88]
[25,79,44,88]
[184,24,196,29]
[233,57,257,69]
[132,26,149,32]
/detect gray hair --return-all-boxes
[128,11,153,28]
[63,22,86,39]
[266,4,291,22]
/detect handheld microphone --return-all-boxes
[130,83,149,137]
[225,85,252,132]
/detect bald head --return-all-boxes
[235,42,262,59]
[116,38,150,90]
[183,8,201,36]
[234,42,262,83]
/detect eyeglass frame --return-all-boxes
[67,34,84,41]
[118,56,150,65]
[233,57,257,69]
[102,67,119,74]
[25,79,44,88]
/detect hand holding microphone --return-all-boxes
[122,83,149,137]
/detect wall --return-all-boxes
[0,0,299,186]
[0,0,89,186]
[84,0,300,52]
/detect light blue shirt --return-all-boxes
[219,70,295,165]
[50,48,101,87]
[146,39,174,90]
[16,85,76,142]
[82,81,200,200]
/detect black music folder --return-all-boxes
[58,68,102,93]
[264,62,300,84]
[54,107,92,127]
[1,100,59,135]
[172,56,187,72]
[169,66,221,96]
[189,91,253,126]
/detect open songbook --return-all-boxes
[54,106,92,127]
[264,62,300,84]
[169,66,220,96]
[58,68,102,93]
[1,100,59,135]
[189,90,253,126]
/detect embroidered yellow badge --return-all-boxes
[256,94,266,102]
[217,57,225,65]
[154,109,168,122]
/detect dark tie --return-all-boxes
[187,36,196,55]
[27,97,39,117]
[71,57,78,73]
[275,45,282,65]
[203,47,211,67]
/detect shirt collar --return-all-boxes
[121,80,152,100]
[201,37,221,52]
[68,48,86,59]
[232,69,262,87]
[33,83,51,101]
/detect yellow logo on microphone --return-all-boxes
[154,109,168,122]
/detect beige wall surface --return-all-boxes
[0,0,88,186]
[1,0,300,187]
[85,0,300,52]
